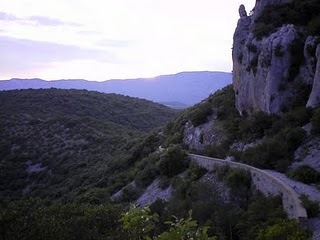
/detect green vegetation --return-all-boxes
[157,145,189,177]
[163,84,314,172]
[287,165,320,184]
[156,172,298,240]
[0,83,315,239]
[120,206,217,240]
[253,0,320,39]
[311,108,320,135]
[0,89,176,202]
[224,168,251,194]
[120,205,159,239]
[300,195,320,218]
[164,85,238,146]
[1,195,307,240]
[257,219,308,240]
[0,199,124,240]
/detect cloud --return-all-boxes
[0,11,80,26]
[0,11,19,21]
[0,36,115,77]
[28,15,80,26]
[97,39,132,48]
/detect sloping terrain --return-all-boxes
[0,89,177,202]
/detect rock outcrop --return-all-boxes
[307,45,320,107]
[233,0,320,115]
[183,116,227,150]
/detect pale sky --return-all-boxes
[0,0,255,81]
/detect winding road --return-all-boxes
[189,154,320,240]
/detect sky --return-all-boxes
[0,0,255,81]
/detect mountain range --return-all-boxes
[0,71,231,108]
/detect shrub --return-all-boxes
[311,108,320,135]
[287,165,320,184]
[281,127,306,151]
[190,102,213,127]
[186,164,208,181]
[224,168,252,192]
[300,195,320,218]
[135,164,159,187]
[204,143,229,159]
[242,138,292,172]
[257,219,308,240]
[253,0,320,38]
[308,15,320,35]
[238,111,274,141]
[158,145,189,177]
[135,153,160,187]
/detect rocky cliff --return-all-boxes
[233,0,320,115]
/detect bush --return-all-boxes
[135,164,159,187]
[308,15,320,35]
[190,102,213,127]
[135,154,160,187]
[257,219,308,240]
[224,168,252,193]
[158,145,189,177]
[300,195,320,218]
[187,164,208,181]
[238,111,274,141]
[242,138,291,172]
[281,127,306,151]
[287,165,320,184]
[253,0,320,38]
[204,143,229,159]
[311,108,320,135]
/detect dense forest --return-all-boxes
[0,89,177,202]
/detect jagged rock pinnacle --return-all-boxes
[239,5,247,18]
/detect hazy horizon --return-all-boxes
[1,70,231,82]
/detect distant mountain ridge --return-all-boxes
[0,71,231,107]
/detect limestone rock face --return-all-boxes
[233,22,299,114]
[183,117,226,151]
[307,45,320,107]
[300,36,318,85]
[233,0,320,115]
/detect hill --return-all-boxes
[0,89,177,201]
[0,71,231,107]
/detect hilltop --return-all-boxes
[0,71,231,108]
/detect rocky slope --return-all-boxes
[233,0,320,115]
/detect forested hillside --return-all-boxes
[0,89,177,202]
[0,86,313,240]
